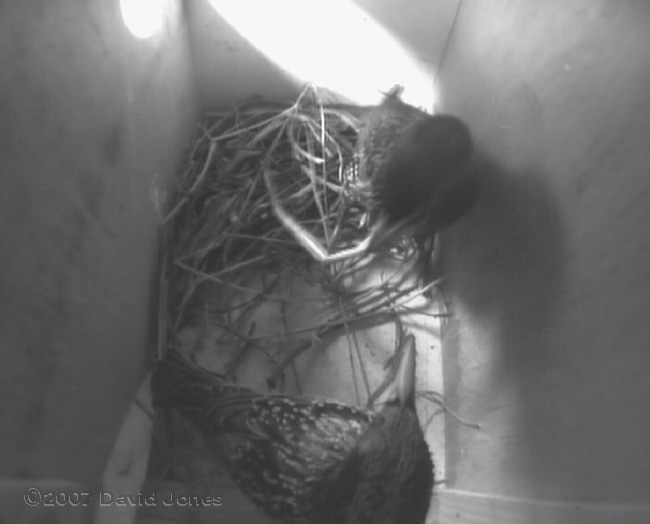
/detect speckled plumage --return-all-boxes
[348,87,477,284]
[355,87,476,230]
[151,347,433,524]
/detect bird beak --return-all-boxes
[390,334,417,410]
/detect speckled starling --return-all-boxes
[347,87,476,287]
[151,336,434,524]
[355,87,476,242]
[265,86,477,280]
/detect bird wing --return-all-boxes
[152,350,377,523]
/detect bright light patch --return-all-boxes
[207,0,436,109]
[120,0,177,39]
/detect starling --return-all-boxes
[356,87,476,241]
[356,87,477,284]
[265,87,477,281]
[151,336,434,524]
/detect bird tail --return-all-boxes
[151,349,211,410]
[151,349,257,432]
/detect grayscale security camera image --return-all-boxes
[1,2,650,524]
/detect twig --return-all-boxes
[419,391,481,430]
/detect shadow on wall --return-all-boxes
[440,149,568,493]
[446,149,567,361]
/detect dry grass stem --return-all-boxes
[158,84,440,401]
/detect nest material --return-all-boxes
[157,85,436,391]
[143,87,467,522]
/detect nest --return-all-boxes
[140,87,477,522]
[156,85,438,394]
